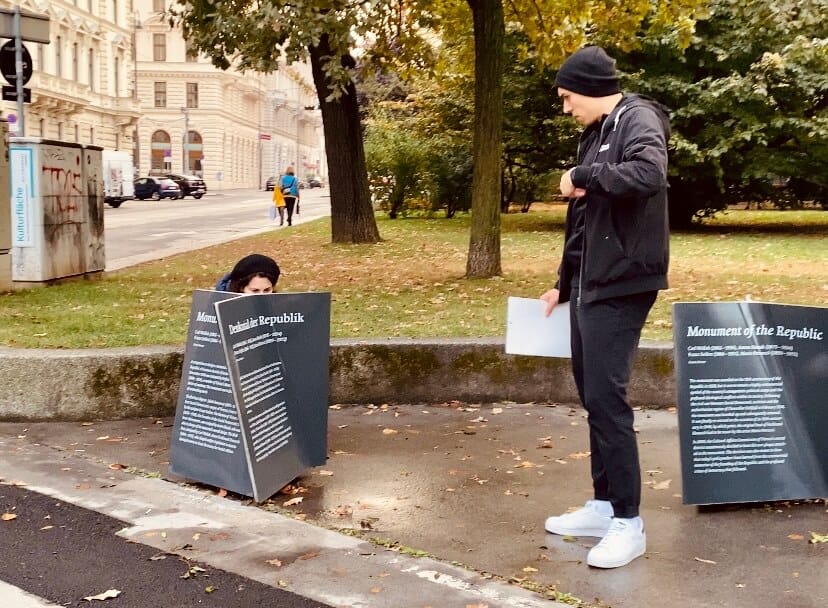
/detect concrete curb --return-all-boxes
[0,339,676,421]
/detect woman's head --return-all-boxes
[285,166,295,176]
[228,254,280,294]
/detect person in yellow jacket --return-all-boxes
[272,186,287,225]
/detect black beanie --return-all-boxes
[555,46,620,97]
[230,254,280,286]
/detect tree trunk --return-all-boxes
[465,0,504,278]
[309,36,380,244]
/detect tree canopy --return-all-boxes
[619,0,828,225]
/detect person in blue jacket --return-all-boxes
[279,167,301,226]
[215,254,280,293]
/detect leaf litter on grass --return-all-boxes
[0,207,825,348]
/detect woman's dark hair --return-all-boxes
[228,254,280,293]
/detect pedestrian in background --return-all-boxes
[279,167,300,226]
[215,253,281,294]
[539,46,670,569]
[272,186,287,225]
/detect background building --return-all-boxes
[0,0,140,150]
[134,0,324,189]
[0,0,325,191]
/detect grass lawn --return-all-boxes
[0,206,825,349]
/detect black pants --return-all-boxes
[284,196,297,224]
[569,289,657,518]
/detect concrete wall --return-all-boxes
[0,339,676,421]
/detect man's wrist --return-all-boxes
[570,166,589,188]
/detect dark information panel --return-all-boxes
[170,290,331,502]
[673,302,827,505]
[215,292,331,502]
[169,290,252,496]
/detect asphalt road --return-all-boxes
[0,484,332,608]
[104,187,331,271]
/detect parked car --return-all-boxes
[265,176,278,191]
[133,177,182,200]
[165,173,207,199]
[307,178,323,188]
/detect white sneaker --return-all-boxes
[544,500,613,537]
[586,517,646,568]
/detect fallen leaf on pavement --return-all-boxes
[108,464,126,470]
[370,587,382,593]
[810,532,828,544]
[95,436,110,441]
[299,551,320,561]
[522,566,538,572]
[317,470,334,476]
[2,513,18,521]
[568,451,590,460]
[205,586,217,593]
[694,557,717,564]
[382,428,398,435]
[83,589,121,601]
[217,488,228,497]
[283,497,304,506]
[787,534,804,541]
[266,558,282,567]
[652,479,672,490]
[491,408,503,414]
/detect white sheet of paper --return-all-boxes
[505,297,571,358]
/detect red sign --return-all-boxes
[259,133,271,140]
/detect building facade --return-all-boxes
[0,0,325,191]
[134,0,324,189]
[0,0,141,150]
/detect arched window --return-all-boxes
[150,130,171,172]
[186,130,203,175]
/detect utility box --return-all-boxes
[0,120,9,291]
[9,138,104,283]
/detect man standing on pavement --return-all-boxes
[540,46,670,568]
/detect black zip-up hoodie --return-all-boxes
[555,93,670,305]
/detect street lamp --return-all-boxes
[181,106,189,173]
[269,89,303,176]
[133,10,142,174]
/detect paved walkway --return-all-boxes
[1,404,825,607]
